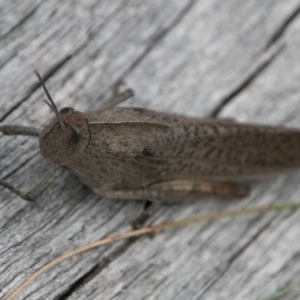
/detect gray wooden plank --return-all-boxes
[1,1,300,299]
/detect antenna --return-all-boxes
[34,71,66,130]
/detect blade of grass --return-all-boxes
[7,202,300,300]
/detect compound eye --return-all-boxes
[59,107,74,114]
[69,129,81,146]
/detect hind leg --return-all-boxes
[148,180,249,202]
[99,180,250,203]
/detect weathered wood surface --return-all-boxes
[1,1,300,299]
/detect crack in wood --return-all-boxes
[0,1,195,125]
[275,251,300,275]
[211,5,300,118]
[88,0,197,110]
[55,203,157,299]
[0,2,124,71]
[56,238,140,300]
[0,3,43,70]
[227,217,274,265]
[0,203,61,257]
[0,2,42,41]
[1,152,38,181]
[264,4,300,51]
[123,0,197,77]
[194,212,291,299]
[210,45,283,118]
[0,54,73,122]
[107,220,236,299]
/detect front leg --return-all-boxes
[0,125,40,136]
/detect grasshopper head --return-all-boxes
[35,72,90,166]
[39,108,90,165]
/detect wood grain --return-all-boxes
[1,1,300,299]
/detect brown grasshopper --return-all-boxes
[1,72,300,203]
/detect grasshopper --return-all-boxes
[1,72,300,202]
